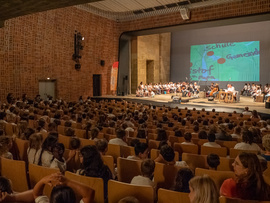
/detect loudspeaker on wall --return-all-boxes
[180,8,190,20]
[100,60,105,66]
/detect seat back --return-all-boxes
[14,138,29,162]
[117,157,142,183]
[174,143,199,157]
[108,180,154,203]
[120,145,135,158]
[58,134,71,149]
[195,168,234,190]
[148,139,160,150]
[28,163,59,196]
[106,144,121,163]
[79,138,96,147]
[102,155,114,176]
[215,140,237,154]
[154,162,182,190]
[200,146,227,157]
[229,148,258,158]
[0,157,29,192]
[158,188,190,203]
[182,153,207,170]
[5,123,17,136]
[74,129,86,139]
[65,171,104,203]
[150,149,179,161]
[219,196,259,203]
[218,157,234,171]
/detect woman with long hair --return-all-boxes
[220,152,270,201]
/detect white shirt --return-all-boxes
[40,150,54,167]
[131,175,155,189]
[203,142,221,148]
[27,148,42,165]
[50,157,66,172]
[108,138,128,146]
[234,142,261,152]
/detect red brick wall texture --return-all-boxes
[0,0,269,101]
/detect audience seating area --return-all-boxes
[0,98,270,203]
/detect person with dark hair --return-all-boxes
[207,154,220,170]
[96,139,108,156]
[38,135,58,167]
[215,125,232,141]
[50,143,66,172]
[130,159,156,190]
[33,173,94,203]
[220,152,270,201]
[234,130,261,152]
[174,130,183,137]
[0,176,13,194]
[156,129,167,141]
[77,145,112,201]
[173,168,194,192]
[154,145,188,167]
[181,133,195,145]
[203,133,221,148]
[137,129,146,139]
[198,130,208,139]
[108,129,127,146]
[89,127,100,141]
[127,143,149,160]
[37,119,47,133]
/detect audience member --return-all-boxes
[173,168,194,193]
[207,153,220,170]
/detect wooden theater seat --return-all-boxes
[58,134,71,149]
[28,163,59,196]
[150,149,179,161]
[79,138,96,147]
[154,162,183,190]
[158,188,190,203]
[200,146,227,157]
[120,145,135,158]
[117,157,142,183]
[106,144,121,163]
[108,180,154,203]
[181,153,207,170]
[0,157,29,192]
[14,137,29,162]
[102,155,114,176]
[195,168,234,190]
[174,143,199,157]
[65,171,105,203]
[229,148,259,158]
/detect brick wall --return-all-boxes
[0,0,269,101]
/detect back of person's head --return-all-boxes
[134,142,148,158]
[90,127,100,139]
[193,125,199,132]
[234,126,242,135]
[207,154,220,170]
[64,121,72,127]
[189,175,219,203]
[130,138,140,147]
[198,130,207,139]
[50,185,76,203]
[0,176,13,194]
[207,133,216,142]
[41,135,58,152]
[48,123,57,132]
[175,130,183,137]
[116,129,126,139]
[118,196,140,203]
[95,139,108,154]
[157,129,167,141]
[0,136,12,154]
[38,119,46,128]
[0,112,6,120]
[80,145,103,175]
[160,145,175,162]
[141,159,155,177]
[242,130,254,145]
[262,134,270,152]
[174,168,194,192]
[137,129,146,139]
[29,133,43,150]
[184,132,192,142]
[65,127,75,137]
[70,137,81,150]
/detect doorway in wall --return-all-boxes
[146,60,154,84]
[39,80,56,100]
[93,74,101,96]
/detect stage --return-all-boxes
[92,94,270,119]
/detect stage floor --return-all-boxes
[92,94,270,118]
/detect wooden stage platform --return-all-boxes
[92,94,270,119]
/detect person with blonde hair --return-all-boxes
[261,134,270,161]
[27,133,43,164]
[188,175,219,203]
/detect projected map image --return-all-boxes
[190,41,260,81]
